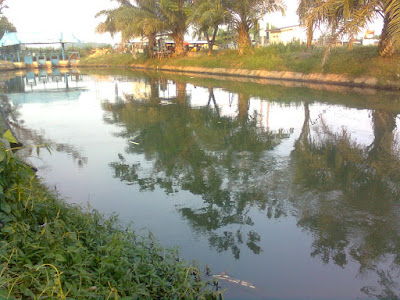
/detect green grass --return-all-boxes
[79,53,146,66]
[0,136,221,299]
[79,44,400,82]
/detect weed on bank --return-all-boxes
[0,138,221,299]
[79,44,400,82]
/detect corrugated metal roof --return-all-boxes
[0,32,82,47]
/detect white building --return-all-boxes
[265,25,306,45]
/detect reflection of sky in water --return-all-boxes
[311,104,374,146]
[8,71,400,299]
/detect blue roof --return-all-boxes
[0,32,82,47]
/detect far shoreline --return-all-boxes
[72,62,400,91]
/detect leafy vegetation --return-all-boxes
[96,0,165,54]
[225,0,285,54]
[0,132,221,298]
[96,0,192,55]
[94,0,400,60]
[96,0,286,55]
[300,0,400,58]
[190,0,230,55]
[0,0,16,38]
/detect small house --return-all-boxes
[265,25,305,45]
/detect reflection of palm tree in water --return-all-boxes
[292,102,400,298]
[150,77,160,103]
[176,82,187,104]
[238,93,249,122]
[368,110,398,178]
[207,87,220,116]
[105,84,292,259]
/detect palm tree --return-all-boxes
[301,0,400,57]
[297,0,318,49]
[96,0,165,52]
[160,0,192,55]
[96,0,191,56]
[0,0,16,38]
[190,0,230,55]
[227,0,285,54]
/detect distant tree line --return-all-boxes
[0,0,16,39]
[96,0,400,57]
[95,0,286,55]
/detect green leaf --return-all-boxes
[23,288,36,298]
[0,150,5,163]
[3,129,18,144]
[1,203,11,214]
[1,225,15,234]
[55,253,66,262]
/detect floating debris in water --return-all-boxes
[129,140,139,145]
[213,273,256,289]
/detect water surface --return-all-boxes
[3,68,400,299]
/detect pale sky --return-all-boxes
[5,0,382,44]
[6,0,118,43]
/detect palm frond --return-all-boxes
[385,0,400,48]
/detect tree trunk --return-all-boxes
[298,102,310,146]
[150,77,159,103]
[306,21,313,50]
[208,39,215,56]
[176,82,187,104]
[368,110,396,178]
[207,26,218,56]
[208,87,220,116]
[148,33,156,58]
[238,93,249,121]
[237,23,251,55]
[379,12,395,57]
[173,31,185,56]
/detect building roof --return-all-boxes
[0,32,82,47]
[266,25,300,33]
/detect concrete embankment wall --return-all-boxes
[129,64,400,90]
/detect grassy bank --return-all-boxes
[79,45,400,82]
[0,135,221,298]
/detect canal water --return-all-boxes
[3,68,400,299]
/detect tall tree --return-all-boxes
[0,16,16,38]
[96,0,191,56]
[297,0,318,49]
[190,0,230,55]
[227,0,285,54]
[160,0,192,55]
[96,0,165,52]
[0,0,16,39]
